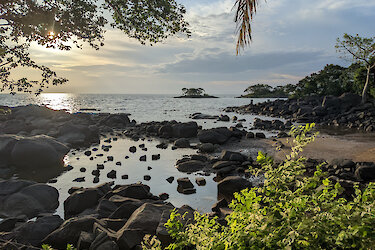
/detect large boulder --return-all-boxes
[57,122,99,147]
[218,176,252,202]
[355,163,375,182]
[43,216,99,249]
[13,215,63,246]
[110,184,153,200]
[100,114,131,128]
[198,127,233,145]
[176,160,205,173]
[64,188,101,219]
[117,203,173,249]
[172,122,198,138]
[0,182,59,219]
[9,135,69,169]
[220,150,247,162]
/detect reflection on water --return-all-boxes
[51,136,218,217]
[38,93,74,111]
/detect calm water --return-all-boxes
[0,93,280,216]
[0,93,280,129]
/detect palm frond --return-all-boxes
[234,0,259,55]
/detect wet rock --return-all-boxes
[144,175,151,181]
[159,193,169,200]
[152,154,161,160]
[218,115,230,122]
[198,143,215,153]
[111,184,152,200]
[195,177,206,186]
[198,127,233,145]
[246,132,255,139]
[121,175,129,180]
[97,164,105,170]
[93,177,99,183]
[218,176,252,202]
[166,177,174,183]
[220,150,247,162]
[212,161,238,170]
[84,150,91,156]
[116,161,121,166]
[176,160,205,173]
[73,177,85,182]
[156,143,168,149]
[174,138,190,148]
[80,167,86,172]
[107,156,114,161]
[177,178,196,194]
[92,169,100,176]
[107,170,117,179]
[129,146,137,153]
[139,155,147,161]
[64,188,100,218]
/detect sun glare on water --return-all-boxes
[38,93,74,112]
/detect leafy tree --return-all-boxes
[181,88,205,96]
[243,83,292,98]
[0,0,190,94]
[336,34,375,103]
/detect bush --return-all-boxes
[145,124,375,249]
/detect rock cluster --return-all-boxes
[225,93,375,131]
[0,182,194,249]
[0,105,133,148]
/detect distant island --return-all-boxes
[174,88,218,98]
[238,84,291,98]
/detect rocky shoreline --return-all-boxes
[1,103,375,249]
[225,93,375,132]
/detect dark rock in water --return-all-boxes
[12,215,63,246]
[73,177,85,182]
[218,115,230,122]
[147,166,152,170]
[80,167,86,172]
[84,150,91,156]
[107,156,114,161]
[220,150,247,162]
[177,177,195,194]
[190,113,218,120]
[152,154,161,160]
[48,179,57,184]
[111,184,152,200]
[166,177,174,183]
[355,163,375,182]
[0,180,59,219]
[139,155,147,162]
[107,170,117,179]
[218,176,252,202]
[129,146,137,153]
[43,216,99,249]
[93,177,99,183]
[143,175,151,181]
[255,132,266,139]
[116,161,122,166]
[92,170,100,177]
[156,143,168,149]
[97,164,104,170]
[195,177,206,186]
[100,113,130,128]
[171,146,177,150]
[176,160,205,173]
[174,138,190,148]
[125,156,129,159]
[198,127,234,145]
[139,143,145,148]
[159,193,169,200]
[198,143,214,153]
[212,161,238,170]
[171,121,199,138]
[68,187,82,195]
[121,175,129,180]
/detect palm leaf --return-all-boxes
[234,0,259,55]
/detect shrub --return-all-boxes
[145,124,375,249]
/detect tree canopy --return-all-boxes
[0,0,190,94]
[0,0,260,94]
[336,34,375,103]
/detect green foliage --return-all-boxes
[42,244,76,250]
[181,88,206,96]
[151,124,375,249]
[0,0,190,94]
[242,83,292,98]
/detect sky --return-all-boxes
[30,0,375,94]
